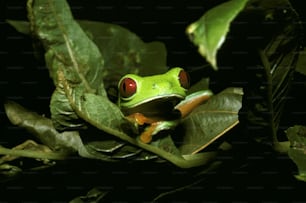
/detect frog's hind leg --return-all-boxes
[139,123,159,143]
[139,120,177,143]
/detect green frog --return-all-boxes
[118,67,213,143]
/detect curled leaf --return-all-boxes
[186,0,248,70]
[4,100,83,154]
[4,101,159,162]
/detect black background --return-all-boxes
[1,0,306,202]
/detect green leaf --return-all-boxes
[50,88,86,131]
[6,20,30,35]
[77,20,168,83]
[180,87,243,154]
[69,187,109,203]
[4,101,158,162]
[6,19,167,88]
[8,19,168,129]
[0,164,22,180]
[5,100,217,168]
[186,0,248,70]
[286,125,306,182]
[27,0,105,90]
[257,46,298,152]
[4,100,86,156]
[27,0,130,134]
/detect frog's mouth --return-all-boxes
[122,95,184,119]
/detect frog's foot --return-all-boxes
[139,120,178,143]
[139,123,159,143]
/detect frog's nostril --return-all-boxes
[152,84,157,89]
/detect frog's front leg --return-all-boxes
[139,122,159,143]
[139,120,178,143]
[175,90,213,118]
[126,113,178,143]
[126,113,157,126]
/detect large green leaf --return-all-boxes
[4,101,80,156]
[5,100,219,168]
[6,19,167,88]
[180,87,243,154]
[186,0,248,70]
[7,18,168,126]
[77,20,167,84]
[4,101,159,162]
[27,0,129,134]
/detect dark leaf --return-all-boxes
[244,0,302,150]
[3,101,100,159]
[6,20,30,35]
[4,101,158,162]
[286,125,306,182]
[187,77,210,95]
[69,187,109,203]
[180,87,243,154]
[5,100,217,167]
[77,20,168,88]
[84,139,159,161]
[0,164,22,182]
[6,19,168,90]
[4,100,76,153]
[86,140,125,154]
[50,88,86,131]
[4,101,104,161]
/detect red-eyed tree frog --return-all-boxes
[118,67,213,143]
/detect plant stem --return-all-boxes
[0,146,68,161]
[259,50,289,153]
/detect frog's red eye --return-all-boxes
[119,77,137,98]
[178,70,190,89]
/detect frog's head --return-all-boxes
[118,67,189,115]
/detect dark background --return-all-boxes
[1,0,306,202]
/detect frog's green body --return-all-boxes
[118,67,213,143]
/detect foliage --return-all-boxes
[186,0,248,70]
[1,0,306,201]
[2,0,243,170]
